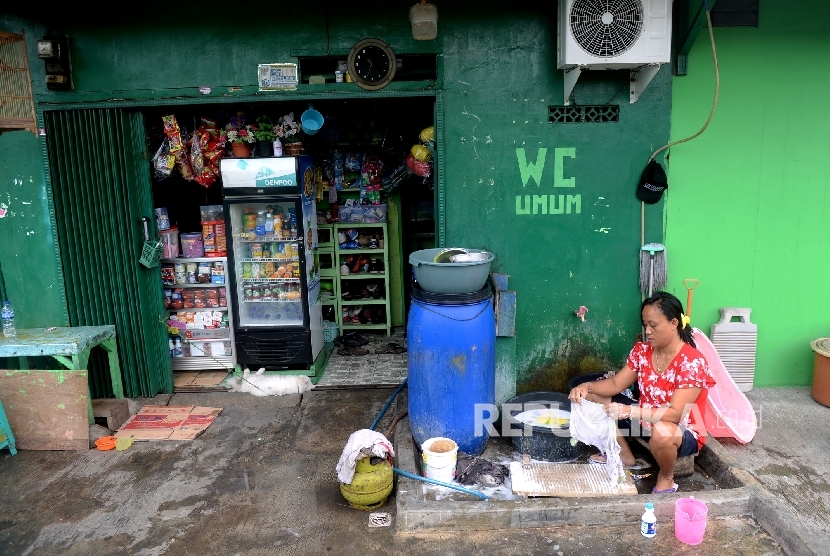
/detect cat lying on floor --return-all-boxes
[228,367,314,396]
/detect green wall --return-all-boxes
[2,3,670,386]
[667,2,830,386]
[0,130,66,328]
[439,10,670,383]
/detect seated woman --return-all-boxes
[568,292,715,493]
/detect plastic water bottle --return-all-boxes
[255,211,266,236]
[1,301,16,338]
[173,337,183,357]
[641,502,657,538]
[265,212,274,234]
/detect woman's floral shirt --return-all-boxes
[627,341,716,449]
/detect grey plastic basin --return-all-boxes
[409,248,494,294]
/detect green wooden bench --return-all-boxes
[0,325,123,424]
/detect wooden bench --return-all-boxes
[634,437,698,478]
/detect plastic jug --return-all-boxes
[675,496,708,545]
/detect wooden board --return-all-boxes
[509,462,638,497]
[0,369,90,451]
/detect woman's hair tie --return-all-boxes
[680,313,691,329]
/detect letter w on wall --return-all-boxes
[516,148,547,187]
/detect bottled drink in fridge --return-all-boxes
[265,212,274,234]
[255,211,266,236]
[2,301,16,338]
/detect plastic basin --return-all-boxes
[502,391,583,462]
[409,248,494,294]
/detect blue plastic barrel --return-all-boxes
[407,285,496,456]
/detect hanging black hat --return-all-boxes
[636,160,668,204]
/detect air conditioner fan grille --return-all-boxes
[570,0,644,58]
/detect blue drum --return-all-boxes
[407,285,496,456]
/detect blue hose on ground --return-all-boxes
[393,467,489,500]
[369,377,408,431]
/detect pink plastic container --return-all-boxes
[180,232,204,258]
[693,329,757,443]
[675,496,708,545]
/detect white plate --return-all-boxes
[513,408,571,429]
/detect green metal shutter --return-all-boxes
[44,108,171,397]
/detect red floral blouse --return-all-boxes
[627,341,716,451]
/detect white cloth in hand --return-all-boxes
[336,429,395,484]
[569,400,626,483]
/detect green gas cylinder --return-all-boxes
[340,457,394,511]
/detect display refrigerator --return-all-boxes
[219,155,323,369]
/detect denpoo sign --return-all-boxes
[514,148,581,216]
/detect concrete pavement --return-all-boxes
[0,387,820,555]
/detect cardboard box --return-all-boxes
[115,405,222,441]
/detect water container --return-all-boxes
[675,496,708,545]
[408,285,496,456]
[409,1,439,40]
[710,308,757,392]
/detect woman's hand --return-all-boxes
[568,384,591,404]
[604,402,632,420]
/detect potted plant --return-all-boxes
[253,114,276,157]
[274,112,303,156]
[225,112,256,158]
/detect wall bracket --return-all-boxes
[629,65,661,104]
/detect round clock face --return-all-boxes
[348,39,396,91]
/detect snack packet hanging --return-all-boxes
[152,138,176,181]
[190,131,204,176]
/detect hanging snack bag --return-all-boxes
[344,152,361,172]
[152,138,176,180]
[406,153,432,178]
[190,132,204,176]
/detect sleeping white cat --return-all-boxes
[229,367,314,396]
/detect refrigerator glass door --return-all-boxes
[228,201,304,328]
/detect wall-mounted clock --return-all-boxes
[347,38,397,91]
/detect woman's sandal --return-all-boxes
[337,346,369,356]
[652,483,679,494]
[375,342,407,354]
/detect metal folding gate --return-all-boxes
[44,108,171,397]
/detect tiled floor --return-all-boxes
[316,327,408,387]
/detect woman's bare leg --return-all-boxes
[649,421,684,491]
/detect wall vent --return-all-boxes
[549,105,620,123]
[0,31,36,135]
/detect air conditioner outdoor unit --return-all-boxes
[557,0,673,104]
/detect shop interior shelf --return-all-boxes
[171,356,234,371]
[336,248,384,254]
[333,222,391,337]
[243,278,301,283]
[163,283,227,289]
[340,323,388,331]
[340,273,386,279]
[169,307,229,312]
[162,257,228,263]
[341,299,387,305]
[242,299,301,303]
[237,237,299,243]
[239,257,300,263]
